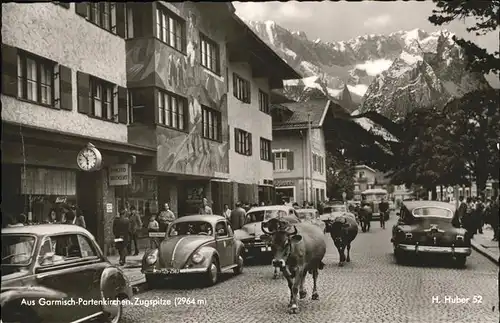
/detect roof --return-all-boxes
[174,215,226,224]
[247,205,293,212]
[272,99,330,131]
[2,224,91,236]
[402,201,456,212]
[355,164,376,173]
[362,188,388,194]
[296,208,318,213]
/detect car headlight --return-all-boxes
[191,252,204,264]
[146,250,158,265]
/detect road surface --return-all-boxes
[121,216,498,323]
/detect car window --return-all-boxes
[2,235,36,266]
[245,209,287,223]
[77,235,97,258]
[215,222,228,237]
[168,221,213,236]
[412,207,453,218]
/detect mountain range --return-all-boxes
[243,19,492,120]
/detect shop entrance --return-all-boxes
[275,187,295,204]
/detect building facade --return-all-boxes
[1,2,156,254]
[271,99,338,206]
[225,17,300,206]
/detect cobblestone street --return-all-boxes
[121,216,499,323]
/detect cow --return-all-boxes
[357,205,371,232]
[260,218,326,314]
[270,215,301,280]
[325,214,358,266]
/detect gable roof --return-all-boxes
[272,99,329,130]
[355,165,377,173]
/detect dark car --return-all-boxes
[142,215,244,288]
[1,224,132,323]
[234,205,300,260]
[391,201,471,267]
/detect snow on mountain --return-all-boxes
[241,19,491,117]
[351,110,399,142]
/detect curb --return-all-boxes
[471,241,499,265]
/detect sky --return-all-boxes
[232,1,499,86]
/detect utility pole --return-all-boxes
[308,113,314,206]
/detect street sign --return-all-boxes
[108,164,131,186]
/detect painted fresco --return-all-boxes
[126,3,229,177]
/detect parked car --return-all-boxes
[322,203,347,216]
[295,208,326,232]
[142,215,244,288]
[391,201,470,267]
[234,205,300,260]
[1,224,132,323]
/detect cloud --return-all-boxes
[233,2,312,21]
[279,2,312,19]
[355,59,394,76]
[233,2,268,21]
[363,14,392,28]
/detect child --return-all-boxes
[147,214,160,249]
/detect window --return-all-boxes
[274,152,288,171]
[235,128,252,156]
[158,90,187,131]
[260,138,271,161]
[201,106,221,141]
[90,77,115,121]
[17,53,55,106]
[313,154,324,174]
[233,73,251,103]
[77,235,97,258]
[200,33,220,74]
[156,6,185,52]
[259,90,269,113]
[88,2,113,31]
[359,171,365,178]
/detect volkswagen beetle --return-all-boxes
[295,208,325,232]
[1,224,132,323]
[391,201,471,267]
[142,215,244,287]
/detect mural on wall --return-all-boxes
[126,4,229,177]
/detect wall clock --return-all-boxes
[77,143,102,171]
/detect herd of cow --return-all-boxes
[259,213,358,314]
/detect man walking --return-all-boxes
[379,198,389,229]
[113,208,130,266]
[128,206,143,256]
[158,203,176,232]
[223,204,231,220]
[230,202,246,230]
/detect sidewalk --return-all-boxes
[471,225,499,265]
[108,251,147,292]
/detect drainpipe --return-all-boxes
[300,130,307,203]
[308,113,314,206]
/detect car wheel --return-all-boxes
[101,296,122,323]
[205,257,219,286]
[455,255,467,268]
[233,252,244,275]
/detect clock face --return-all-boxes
[77,148,98,171]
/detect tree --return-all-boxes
[325,150,355,200]
[429,0,500,76]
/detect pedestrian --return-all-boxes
[491,195,499,241]
[147,214,160,249]
[128,206,142,256]
[64,209,76,225]
[113,208,130,266]
[7,213,26,227]
[379,198,389,229]
[260,201,265,206]
[199,198,213,215]
[293,202,300,210]
[45,209,58,224]
[223,204,231,220]
[230,202,246,230]
[474,197,485,234]
[74,208,86,228]
[158,203,176,232]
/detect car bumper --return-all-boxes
[142,267,208,275]
[243,244,272,256]
[396,244,471,256]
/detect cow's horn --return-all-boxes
[287,225,298,236]
[261,221,272,235]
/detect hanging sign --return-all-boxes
[109,164,131,186]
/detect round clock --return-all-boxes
[77,143,102,171]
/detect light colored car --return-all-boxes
[142,215,244,287]
[295,208,326,232]
[234,205,300,259]
[1,224,131,323]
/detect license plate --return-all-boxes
[158,268,180,274]
[261,247,271,252]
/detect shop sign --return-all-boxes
[109,164,131,186]
[275,180,294,187]
[55,196,67,203]
[106,203,113,213]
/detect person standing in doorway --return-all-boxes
[199,198,213,215]
[113,208,130,266]
[74,208,86,228]
[128,206,143,256]
[158,203,176,232]
[223,204,231,220]
[230,202,246,230]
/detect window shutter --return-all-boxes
[287,152,294,170]
[115,3,126,38]
[75,3,88,18]
[117,86,128,124]
[1,44,18,97]
[248,133,252,155]
[59,65,73,111]
[234,128,238,152]
[77,71,90,114]
[232,73,237,98]
[272,153,275,170]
